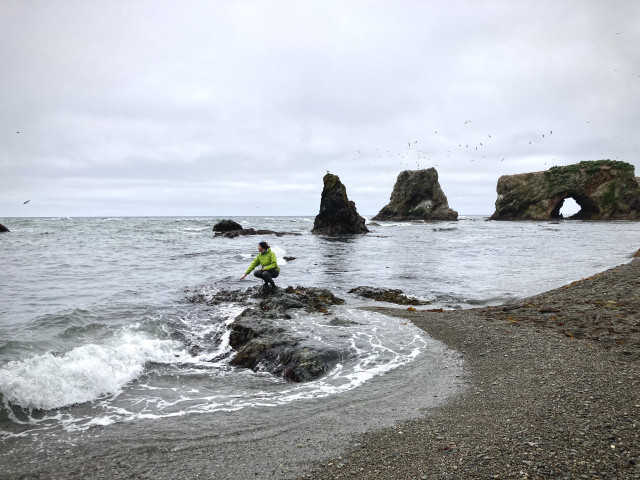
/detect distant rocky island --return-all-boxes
[490,160,640,221]
[211,160,640,234]
[212,219,300,238]
[312,173,368,234]
[373,168,458,221]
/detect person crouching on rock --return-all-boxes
[240,241,280,293]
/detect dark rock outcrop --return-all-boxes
[490,160,640,221]
[372,169,458,221]
[229,318,344,382]
[348,286,431,306]
[189,285,347,382]
[213,219,243,232]
[0,223,9,233]
[312,173,368,234]
[229,286,346,382]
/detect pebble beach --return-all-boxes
[298,255,640,479]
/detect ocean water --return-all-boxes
[1,216,639,460]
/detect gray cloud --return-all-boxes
[2,0,639,217]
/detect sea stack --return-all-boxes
[372,168,458,221]
[312,173,368,234]
[490,160,640,220]
[0,223,9,233]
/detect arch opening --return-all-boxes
[550,196,583,219]
[559,197,581,218]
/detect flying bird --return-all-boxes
[23,200,30,204]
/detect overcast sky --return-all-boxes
[1,0,639,218]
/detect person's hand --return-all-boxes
[240,274,247,280]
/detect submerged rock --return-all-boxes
[312,173,368,234]
[490,160,640,220]
[0,223,9,233]
[373,169,458,221]
[348,286,430,306]
[329,316,361,327]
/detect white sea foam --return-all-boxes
[271,245,287,265]
[0,334,186,410]
[182,227,209,232]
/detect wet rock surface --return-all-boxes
[490,160,640,220]
[312,173,368,234]
[373,168,458,221]
[189,285,346,382]
[348,286,431,305]
[213,227,300,238]
[0,223,9,233]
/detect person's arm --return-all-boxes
[241,256,261,279]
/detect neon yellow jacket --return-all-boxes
[245,248,279,274]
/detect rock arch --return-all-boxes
[490,160,640,221]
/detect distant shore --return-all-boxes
[298,256,640,479]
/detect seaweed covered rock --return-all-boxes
[490,160,640,220]
[372,169,458,221]
[348,286,430,305]
[312,173,368,234]
[213,219,243,232]
[0,223,9,233]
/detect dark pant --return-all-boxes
[254,268,279,287]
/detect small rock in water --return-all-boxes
[348,286,430,306]
[212,219,243,232]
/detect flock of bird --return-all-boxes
[356,121,556,171]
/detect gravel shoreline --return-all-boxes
[297,257,640,479]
